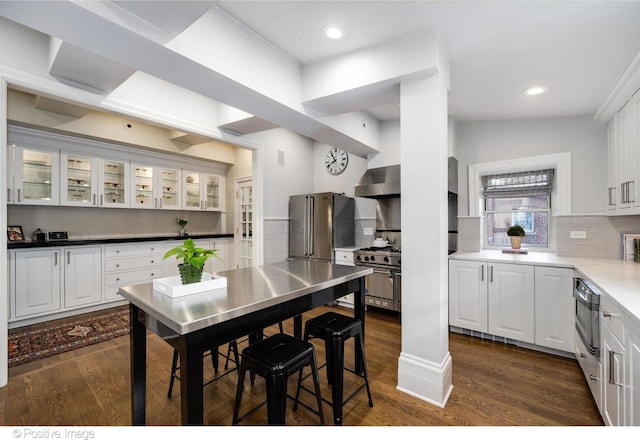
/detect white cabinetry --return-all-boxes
[12,246,103,319]
[60,153,97,206]
[103,242,163,301]
[449,260,534,343]
[575,328,603,413]
[449,260,488,332]
[130,164,181,210]
[626,317,640,425]
[601,294,626,426]
[606,89,640,214]
[449,260,573,351]
[334,249,356,307]
[7,144,60,206]
[64,247,102,308]
[534,266,575,352]
[182,171,225,211]
[13,249,62,318]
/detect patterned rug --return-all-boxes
[8,307,130,367]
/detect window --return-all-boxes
[483,169,554,248]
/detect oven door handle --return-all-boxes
[372,268,393,277]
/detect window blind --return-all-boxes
[482,169,554,195]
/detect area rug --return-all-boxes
[8,307,130,367]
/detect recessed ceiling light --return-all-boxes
[323,25,344,40]
[523,86,548,96]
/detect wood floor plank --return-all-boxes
[0,305,603,426]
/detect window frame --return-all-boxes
[468,153,572,251]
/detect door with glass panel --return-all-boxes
[235,178,253,268]
[9,146,60,205]
[99,159,129,208]
[60,153,97,206]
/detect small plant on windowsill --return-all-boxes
[506,224,526,249]
[163,238,221,285]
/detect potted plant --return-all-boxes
[507,224,526,249]
[163,238,220,285]
[176,217,188,237]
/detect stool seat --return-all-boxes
[296,311,373,425]
[232,333,325,425]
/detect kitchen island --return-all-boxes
[118,259,372,425]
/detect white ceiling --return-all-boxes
[211,0,640,122]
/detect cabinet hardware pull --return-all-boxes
[17,189,21,203]
[629,180,635,203]
[116,264,120,268]
[93,194,96,206]
[100,194,104,206]
[589,375,599,381]
[54,252,58,266]
[480,265,484,281]
[116,278,120,282]
[608,349,621,386]
[603,311,612,317]
[580,353,585,358]
[7,188,11,203]
[490,266,494,283]
[67,251,70,264]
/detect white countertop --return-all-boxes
[334,246,361,252]
[451,250,640,325]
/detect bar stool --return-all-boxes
[167,340,239,398]
[294,311,373,425]
[232,333,325,425]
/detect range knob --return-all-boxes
[364,256,370,262]
[356,255,361,261]
[383,256,389,263]
[370,256,376,262]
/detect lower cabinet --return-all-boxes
[12,246,102,319]
[449,259,574,352]
[64,247,102,308]
[602,322,625,426]
[103,242,164,301]
[626,317,640,425]
[334,249,355,307]
[13,249,62,318]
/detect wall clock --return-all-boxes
[324,147,349,175]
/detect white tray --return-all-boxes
[153,273,227,298]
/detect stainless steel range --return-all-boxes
[354,246,401,312]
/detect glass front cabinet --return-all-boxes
[60,153,97,206]
[8,145,60,206]
[182,171,224,211]
[131,164,181,209]
[99,159,129,208]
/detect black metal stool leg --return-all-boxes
[265,372,288,425]
[232,359,248,425]
[310,351,325,424]
[329,336,345,425]
[356,333,373,407]
[167,349,179,398]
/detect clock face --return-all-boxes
[324,147,349,175]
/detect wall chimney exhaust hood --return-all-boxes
[355,165,400,198]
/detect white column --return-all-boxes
[397,71,452,407]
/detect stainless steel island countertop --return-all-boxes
[119,259,372,335]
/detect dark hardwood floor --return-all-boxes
[0,305,603,426]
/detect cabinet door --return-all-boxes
[617,102,635,211]
[10,146,60,205]
[159,167,181,209]
[64,247,102,308]
[607,120,619,212]
[632,91,640,209]
[210,239,231,272]
[14,249,62,317]
[488,263,534,343]
[204,174,224,211]
[131,163,155,209]
[60,153,98,206]
[627,319,640,426]
[448,260,488,333]
[99,158,129,208]
[602,323,625,426]
[183,171,202,210]
[534,266,575,352]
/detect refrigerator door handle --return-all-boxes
[308,195,314,256]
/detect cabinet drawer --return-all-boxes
[601,294,625,343]
[104,242,163,258]
[104,268,161,286]
[334,250,354,265]
[575,329,602,412]
[104,255,163,272]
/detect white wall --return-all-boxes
[456,116,606,216]
[312,141,369,197]
[241,128,314,218]
[367,119,401,168]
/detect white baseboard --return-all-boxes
[396,350,453,408]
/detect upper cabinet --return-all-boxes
[606,89,640,215]
[182,171,225,211]
[130,164,181,209]
[7,142,60,206]
[7,125,227,212]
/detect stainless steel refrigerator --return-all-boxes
[289,192,355,262]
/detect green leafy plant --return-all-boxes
[176,217,188,227]
[507,225,526,237]
[163,238,220,271]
